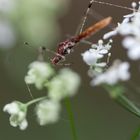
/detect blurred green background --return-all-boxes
[0,0,140,140]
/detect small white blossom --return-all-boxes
[36,100,61,125]
[132,2,137,8]
[104,2,139,39]
[103,21,133,39]
[123,37,140,60]
[120,11,140,60]
[25,61,54,89]
[118,23,133,35]
[95,62,107,67]
[47,68,80,101]
[3,101,28,130]
[103,2,140,60]
[103,30,118,40]
[92,61,130,86]
[82,39,112,67]
[82,49,103,65]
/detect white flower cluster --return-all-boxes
[25,61,54,89]
[82,39,112,67]
[4,61,80,130]
[36,100,61,125]
[104,2,140,60]
[82,40,131,86]
[35,67,80,126]
[48,68,81,101]
[3,101,27,130]
[82,33,131,86]
[92,60,130,86]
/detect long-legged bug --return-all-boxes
[41,0,98,65]
[43,0,136,65]
[78,0,136,34]
[50,0,112,65]
[51,17,112,65]
[25,17,112,65]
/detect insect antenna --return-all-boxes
[93,0,137,12]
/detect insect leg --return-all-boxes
[78,0,95,34]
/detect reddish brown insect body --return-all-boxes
[51,17,112,65]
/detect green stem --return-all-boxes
[116,95,140,118]
[104,85,140,118]
[130,125,140,140]
[26,96,47,107]
[65,98,78,140]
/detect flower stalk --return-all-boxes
[130,125,140,140]
[104,85,140,118]
[116,94,140,118]
[65,98,78,140]
[26,96,48,107]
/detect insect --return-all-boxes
[51,17,112,65]
[41,0,112,65]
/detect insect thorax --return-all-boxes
[57,38,76,55]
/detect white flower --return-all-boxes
[123,37,140,60]
[103,30,118,39]
[82,49,103,65]
[103,2,140,39]
[25,61,54,89]
[118,23,134,35]
[3,101,28,130]
[36,100,61,125]
[82,39,112,66]
[131,2,137,9]
[47,68,80,101]
[117,12,140,36]
[103,2,140,60]
[119,11,140,60]
[92,61,130,85]
[103,21,133,39]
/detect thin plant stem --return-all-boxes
[130,125,140,140]
[65,98,78,140]
[26,96,47,107]
[116,95,140,118]
[104,85,140,118]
